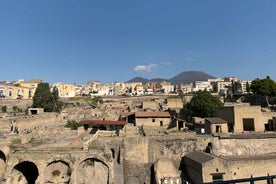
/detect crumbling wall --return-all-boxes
[213,137,276,156]
[0,100,32,114]
[122,135,212,184]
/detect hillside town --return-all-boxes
[0,75,251,100]
[0,74,275,184]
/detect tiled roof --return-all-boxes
[80,120,127,125]
[135,111,170,118]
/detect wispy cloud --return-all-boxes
[134,64,158,72]
[161,62,172,66]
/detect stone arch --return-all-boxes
[0,150,6,179]
[76,157,109,184]
[43,160,71,184]
[11,161,39,184]
[0,150,6,163]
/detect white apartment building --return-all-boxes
[91,84,114,96]
[177,83,193,94]
[240,80,252,94]
[160,81,175,94]
[217,81,232,95]
[192,81,213,92]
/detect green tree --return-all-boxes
[52,86,63,112]
[250,76,276,96]
[231,81,242,95]
[65,120,82,130]
[246,81,250,93]
[184,90,223,118]
[227,81,241,96]
[32,83,62,112]
[212,83,218,93]
[1,106,7,113]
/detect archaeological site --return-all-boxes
[0,96,276,184]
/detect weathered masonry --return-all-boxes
[0,145,123,184]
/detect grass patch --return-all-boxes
[52,170,61,177]
[11,138,22,145]
[84,159,95,167]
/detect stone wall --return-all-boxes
[122,134,213,183]
[0,99,32,115]
[213,137,276,156]
[201,154,276,183]
[122,134,276,183]
[0,126,276,183]
[3,149,114,184]
[216,105,276,132]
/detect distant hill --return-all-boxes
[127,71,216,85]
[149,78,168,83]
[127,77,149,83]
[169,71,216,85]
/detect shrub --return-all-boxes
[65,120,82,130]
[1,106,7,113]
[52,170,61,177]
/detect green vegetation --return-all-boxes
[32,83,63,112]
[230,81,242,95]
[84,159,95,167]
[167,95,182,99]
[67,96,103,106]
[89,96,103,106]
[183,90,223,118]
[120,93,128,97]
[12,106,23,115]
[52,170,61,177]
[67,96,90,102]
[24,107,30,115]
[246,81,250,93]
[250,76,276,96]
[65,120,82,130]
[1,105,7,113]
[12,138,22,144]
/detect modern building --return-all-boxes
[0,83,35,99]
[160,81,175,94]
[53,83,76,98]
[192,81,213,92]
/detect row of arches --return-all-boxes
[0,150,110,184]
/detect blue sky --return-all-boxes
[1,0,276,84]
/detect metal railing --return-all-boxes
[204,174,276,184]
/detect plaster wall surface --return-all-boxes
[212,137,276,156]
[136,117,171,127]
[201,156,276,183]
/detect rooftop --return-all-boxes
[205,117,227,124]
[135,111,170,118]
[80,119,127,125]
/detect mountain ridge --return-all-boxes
[126,71,216,85]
